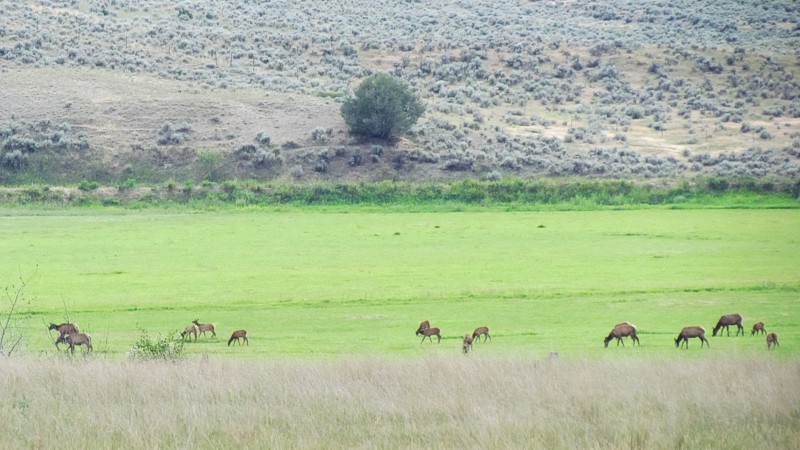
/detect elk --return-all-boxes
[472,326,491,343]
[712,313,744,337]
[603,322,640,348]
[228,329,248,346]
[192,319,216,338]
[181,323,198,341]
[675,326,709,349]
[462,334,473,354]
[751,322,766,336]
[419,327,441,343]
[415,320,431,336]
[48,322,79,350]
[767,333,779,350]
[64,332,92,355]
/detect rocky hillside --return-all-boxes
[1,0,799,184]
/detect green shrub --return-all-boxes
[128,329,185,361]
[78,180,100,191]
[340,74,425,139]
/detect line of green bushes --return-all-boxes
[1,176,798,209]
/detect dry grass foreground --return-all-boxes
[1,355,797,449]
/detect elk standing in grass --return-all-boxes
[181,324,198,341]
[415,320,430,336]
[675,326,709,349]
[603,322,640,348]
[767,333,779,350]
[193,319,216,338]
[228,329,248,346]
[48,322,79,351]
[64,332,92,355]
[712,313,744,337]
[751,322,766,336]
[420,327,441,343]
[472,326,491,343]
[462,334,473,354]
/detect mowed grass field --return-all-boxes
[1,207,798,358]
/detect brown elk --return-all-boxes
[603,322,639,348]
[675,326,709,349]
[751,322,766,336]
[181,324,198,341]
[228,329,248,346]
[48,322,79,350]
[472,326,491,343]
[462,334,473,354]
[767,333,779,350]
[420,327,441,343]
[64,332,92,355]
[192,319,216,338]
[415,320,430,336]
[712,313,744,337]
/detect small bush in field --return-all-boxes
[78,180,100,191]
[157,122,188,145]
[1,150,28,171]
[128,329,185,361]
[311,127,333,142]
[255,132,271,146]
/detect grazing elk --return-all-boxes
[472,326,491,343]
[181,323,199,341]
[192,319,216,338]
[767,333,779,350]
[712,313,744,337]
[462,334,473,354]
[64,332,93,355]
[228,329,248,346]
[675,326,709,349]
[419,327,441,343]
[603,322,640,348]
[415,320,431,336]
[48,322,79,351]
[751,322,766,336]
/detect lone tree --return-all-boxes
[341,74,425,139]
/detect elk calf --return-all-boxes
[228,329,248,346]
[462,334,473,354]
[767,333,779,350]
[751,322,766,336]
[193,319,216,337]
[675,326,709,349]
[604,322,639,348]
[65,332,92,355]
[181,324,199,341]
[472,326,491,343]
[712,313,744,337]
[420,327,441,343]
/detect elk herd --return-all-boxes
[601,313,779,350]
[417,313,781,354]
[179,319,248,346]
[47,318,248,355]
[45,312,781,356]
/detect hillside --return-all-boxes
[1,0,799,184]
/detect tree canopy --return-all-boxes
[340,74,425,139]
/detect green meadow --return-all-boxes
[1,207,798,358]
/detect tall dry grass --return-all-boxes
[0,355,797,449]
